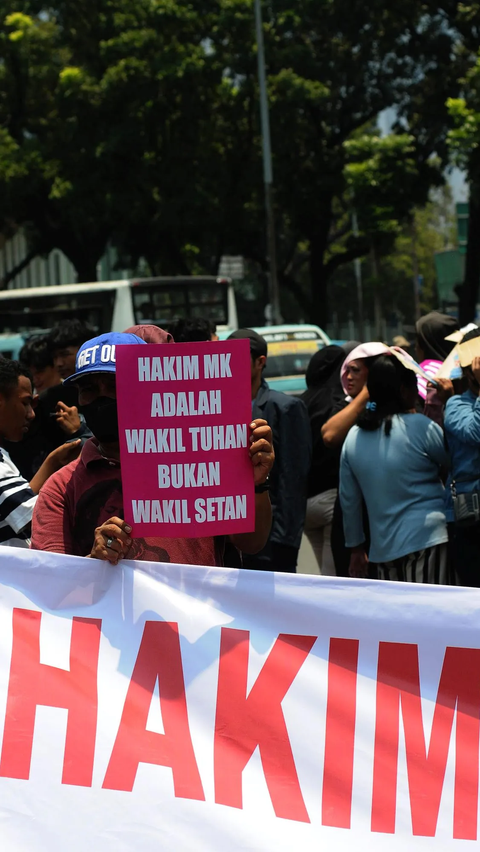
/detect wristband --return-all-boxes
[255,477,270,494]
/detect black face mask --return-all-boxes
[81,397,119,443]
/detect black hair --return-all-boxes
[0,356,31,398]
[461,327,480,382]
[461,327,480,344]
[19,335,53,371]
[48,319,95,351]
[169,317,216,343]
[357,355,417,436]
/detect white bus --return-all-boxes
[0,276,238,336]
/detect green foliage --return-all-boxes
[329,187,457,325]
[382,188,457,316]
[0,0,467,326]
[446,15,480,323]
[447,53,480,178]
[344,134,419,236]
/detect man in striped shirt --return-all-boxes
[0,357,81,548]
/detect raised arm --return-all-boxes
[339,439,368,578]
[230,420,274,555]
[322,386,369,448]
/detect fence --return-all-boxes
[325,318,415,345]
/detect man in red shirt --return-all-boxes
[31,332,274,567]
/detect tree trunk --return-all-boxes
[458,185,480,325]
[59,239,107,283]
[310,254,330,328]
[308,199,334,328]
[371,244,382,339]
[0,247,40,291]
[73,257,100,283]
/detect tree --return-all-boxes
[207,0,462,324]
[447,53,480,323]
[0,0,463,326]
[328,186,457,330]
[0,0,221,283]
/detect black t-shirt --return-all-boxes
[307,397,348,498]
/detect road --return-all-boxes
[296,535,320,576]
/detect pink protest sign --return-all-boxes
[116,339,255,538]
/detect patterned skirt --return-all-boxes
[372,543,455,585]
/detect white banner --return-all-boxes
[0,546,478,851]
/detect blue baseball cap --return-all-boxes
[64,332,146,384]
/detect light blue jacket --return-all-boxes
[444,390,480,521]
[340,414,449,563]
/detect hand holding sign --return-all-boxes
[472,355,480,386]
[116,340,257,539]
[428,377,454,404]
[90,517,133,565]
[249,420,274,486]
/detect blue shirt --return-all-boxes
[340,414,448,563]
[444,390,480,521]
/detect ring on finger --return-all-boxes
[106,537,115,549]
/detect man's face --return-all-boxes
[251,355,266,382]
[76,373,117,407]
[53,346,80,380]
[31,365,61,395]
[0,376,35,442]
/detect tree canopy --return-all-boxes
[0,0,473,326]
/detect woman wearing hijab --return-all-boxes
[415,312,459,425]
[416,311,459,362]
[320,342,393,576]
[301,346,347,574]
[321,342,390,448]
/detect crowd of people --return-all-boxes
[1,311,479,588]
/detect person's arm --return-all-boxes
[0,466,36,538]
[29,440,81,495]
[322,386,369,448]
[231,492,272,555]
[339,438,368,578]
[31,468,74,553]
[424,420,450,469]
[444,356,480,446]
[55,401,82,435]
[423,380,454,428]
[55,403,92,439]
[263,399,311,549]
[445,399,480,447]
[230,420,274,554]
[339,440,365,548]
[88,421,275,565]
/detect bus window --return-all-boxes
[132,279,229,326]
[0,290,116,334]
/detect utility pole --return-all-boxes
[254,0,281,325]
[352,210,364,341]
[370,243,382,340]
[411,220,421,323]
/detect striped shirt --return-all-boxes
[0,448,36,548]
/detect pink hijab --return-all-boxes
[340,343,390,394]
[124,324,174,344]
